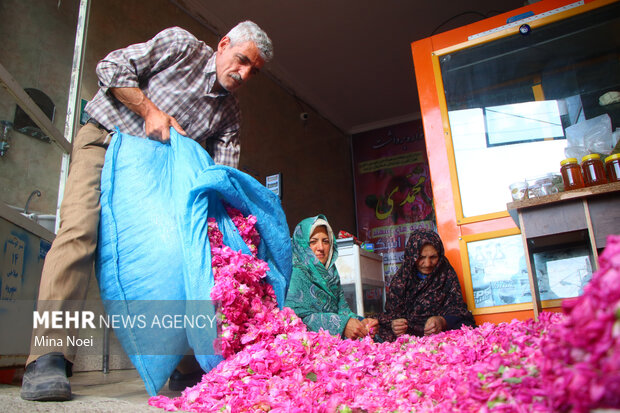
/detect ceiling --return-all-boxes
[173,0,528,134]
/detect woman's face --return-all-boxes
[416,244,439,275]
[309,226,331,265]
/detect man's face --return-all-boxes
[215,36,265,92]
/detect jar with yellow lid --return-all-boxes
[581,154,608,187]
[560,158,584,191]
[605,153,620,183]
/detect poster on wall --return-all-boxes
[352,120,436,283]
[467,234,530,308]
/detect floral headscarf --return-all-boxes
[378,229,475,340]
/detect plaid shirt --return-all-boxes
[85,27,240,167]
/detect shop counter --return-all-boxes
[506,181,620,318]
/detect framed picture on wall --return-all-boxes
[459,228,533,314]
[532,245,593,301]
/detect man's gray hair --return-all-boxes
[226,21,274,62]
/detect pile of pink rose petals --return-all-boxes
[206,207,305,358]
[149,210,620,412]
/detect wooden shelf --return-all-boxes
[507,181,620,210]
[505,181,620,320]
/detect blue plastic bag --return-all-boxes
[96,128,291,395]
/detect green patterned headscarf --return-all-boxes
[292,215,338,290]
[285,215,358,336]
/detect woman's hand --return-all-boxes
[361,318,379,337]
[424,316,447,336]
[344,318,369,339]
[391,318,408,337]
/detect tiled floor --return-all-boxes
[0,369,181,412]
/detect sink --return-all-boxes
[7,205,56,233]
[22,212,56,233]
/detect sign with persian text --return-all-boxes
[352,120,436,283]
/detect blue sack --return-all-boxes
[96,128,291,396]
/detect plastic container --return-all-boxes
[548,173,565,193]
[560,158,585,190]
[581,154,608,187]
[526,175,556,198]
[605,153,620,183]
[509,181,528,201]
[527,181,542,198]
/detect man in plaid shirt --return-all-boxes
[21,21,273,402]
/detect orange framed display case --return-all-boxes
[411,0,620,324]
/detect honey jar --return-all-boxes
[560,158,584,190]
[605,153,620,183]
[581,154,607,187]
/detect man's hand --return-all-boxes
[110,87,186,142]
[344,318,369,340]
[424,316,447,336]
[142,106,186,142]
[361,318,379,337]
[391,318,408,337]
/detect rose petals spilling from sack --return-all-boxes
[150,216,620,412]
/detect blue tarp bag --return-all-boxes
[96,128,291,396]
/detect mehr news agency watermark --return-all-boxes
[32,310,219,349]
[9,300,223,356]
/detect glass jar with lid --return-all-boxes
[560,158,584,190]
[605,153,620,183]
[581,154,608,187]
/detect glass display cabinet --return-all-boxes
[412,0,620,323]
[335,238,385,318]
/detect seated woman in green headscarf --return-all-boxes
[285,215,378,339]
